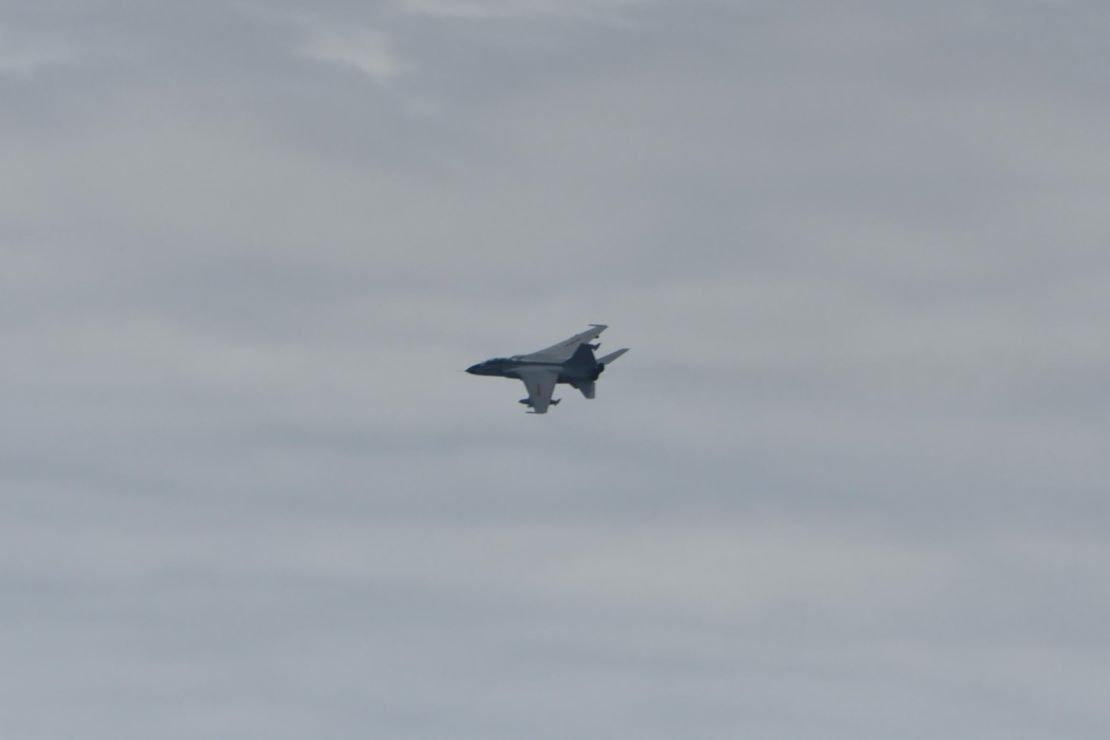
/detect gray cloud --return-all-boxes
[3,1,1110,738]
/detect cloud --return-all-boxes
[4,1,1110,738]
[297,27,404,82]
[398,0,647,22]
[0,24,73,77]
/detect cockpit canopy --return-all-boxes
[466,356,522,376]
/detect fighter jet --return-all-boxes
[466,324,629,413]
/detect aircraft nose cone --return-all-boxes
[466,363,481,374]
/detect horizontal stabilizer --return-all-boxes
[577,381,595,399]
[597,348,628,366]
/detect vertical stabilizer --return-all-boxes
[566,343,598,369]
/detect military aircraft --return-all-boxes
[466,324,629,413]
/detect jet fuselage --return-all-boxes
[465,352,603,386]
[465,325,627,412]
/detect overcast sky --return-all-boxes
[3,1,1110,738]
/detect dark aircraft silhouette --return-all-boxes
[466,324,629,413]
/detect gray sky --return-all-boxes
[3,1,1110,738]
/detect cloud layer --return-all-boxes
[3,1,1110,738]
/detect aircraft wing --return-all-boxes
[522,324,607,362]
[516,367,559,414]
